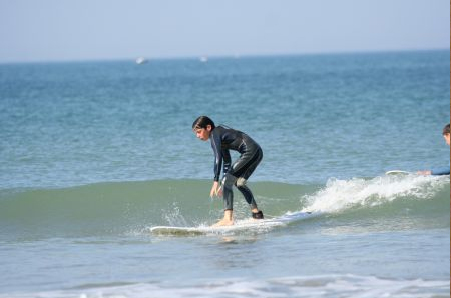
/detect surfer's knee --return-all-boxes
[235,177,247,187]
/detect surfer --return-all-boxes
[417,123,450,175]
[192,116,264,226]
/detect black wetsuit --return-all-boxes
[210,126,263,210]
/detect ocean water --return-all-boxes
[0,50,449,297]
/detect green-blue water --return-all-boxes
[0,51,449,297]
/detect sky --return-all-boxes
[0,0,449,63]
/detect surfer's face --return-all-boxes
[194,125,211,141]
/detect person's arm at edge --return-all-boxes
[431,166,450,175]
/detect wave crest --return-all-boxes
[302,174,449,213]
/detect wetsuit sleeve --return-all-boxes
[431,166,450,175]
[222,149,231,176]
[210,131,223,182]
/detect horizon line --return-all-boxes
[0,47,449,65]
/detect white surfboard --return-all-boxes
[385,170,411,175]
[150,211,318,236]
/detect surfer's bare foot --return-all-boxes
[212,210,234,226]
[212,218,234,226]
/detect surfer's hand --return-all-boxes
[210,181,221,198]
[216,185,223,197]
[417,170,431,175]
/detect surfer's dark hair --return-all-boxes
[192,116,215,130]
[443,123,450,135]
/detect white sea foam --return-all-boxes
[302,174,448,213]
[2,275,448,298]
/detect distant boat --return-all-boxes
[199,56,208,63]
[135,57,148,64]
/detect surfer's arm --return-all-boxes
[417,166,450,176]
[210,132,223,182]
